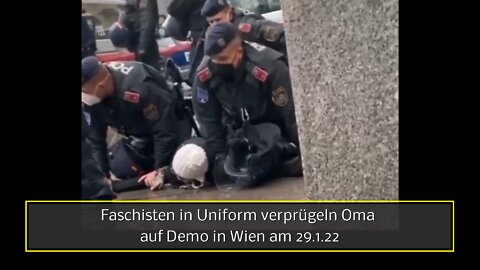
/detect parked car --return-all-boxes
[83,13,109,40]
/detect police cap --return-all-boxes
[205,22,238,56]
[82,56,101,85]
[201,0,230,17]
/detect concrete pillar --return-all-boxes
[282,0,399,199]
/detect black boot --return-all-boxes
[277,142,303,177]
[226,138,251,173]
[278,142,299,162]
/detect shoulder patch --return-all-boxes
[143,104,160,121]
[238,23,252,33]
[272,86,289,107]
[263,25,281,42]
[252,66,269,82]
[197,67,212,82]
[196,87,209,104]
[124,91,141,103]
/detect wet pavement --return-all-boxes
[117,177,306,200]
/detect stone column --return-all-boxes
[282,0,399,199]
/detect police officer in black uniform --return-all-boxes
[108,0,160,69]
[82,109,116,200]
[201,0,287,57]
[82,9,97,59]
[81,56,192,187]
[192,23,300,187]
[166,0,208,86]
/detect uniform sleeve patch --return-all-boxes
[263,25,281,42]
[143,104,160,121]
[197,67,212,82]
[197,87,209,104]
[272,86,289,107]
[252,66,269,82]
[238,23,252,33]
[124,91,141,103]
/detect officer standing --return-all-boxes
[108,0,160,69]
[192,23,300,187]
[81,56,192,186]
[82,9,97,59]
[200,0,287,57]
[166,0,208,85]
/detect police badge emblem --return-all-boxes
[197,88,209,104]
[272,87,288,107]
[263,26,280,42]
[143,104,160,121]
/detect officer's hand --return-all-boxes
[138,171,164,191]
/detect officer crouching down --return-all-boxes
[81,56,192,187]
[192,23,302,190]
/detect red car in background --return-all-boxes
[96,38,192,86]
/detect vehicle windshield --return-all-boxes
[229,0,281,14]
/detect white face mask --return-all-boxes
[82,92,102,106]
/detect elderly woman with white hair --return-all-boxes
[139,137,212,190]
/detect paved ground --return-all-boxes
[117,177,306,200]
